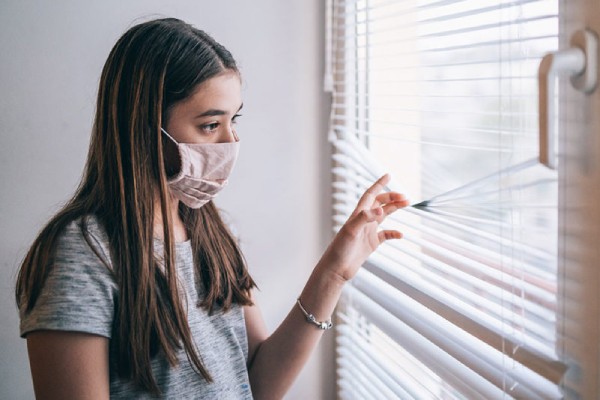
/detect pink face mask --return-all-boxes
[161,128,240,209]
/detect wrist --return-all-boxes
[313,260,349,289]
[297,259,347,324]
[296,297,333,330]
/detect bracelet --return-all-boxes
[296,298,333,330]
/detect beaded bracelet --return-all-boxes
[296,298,333,330]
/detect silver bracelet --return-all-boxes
[296,298,333,330]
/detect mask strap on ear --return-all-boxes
[160,127,179,145]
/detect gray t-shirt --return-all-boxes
[19,216,253,399]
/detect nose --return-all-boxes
[224,125,238,143]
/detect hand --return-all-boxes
[319,174,409,282]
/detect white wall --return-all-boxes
[0,1,333,399]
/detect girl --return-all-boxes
[16,18,408,399]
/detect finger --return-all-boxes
[355,174,390,212]
[346,207,384,232]
[374,192,407,207]
[377,230,403,244]
[382,199,411,216]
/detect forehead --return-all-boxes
[181,71,242,112]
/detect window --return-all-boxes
[327,0,600,398]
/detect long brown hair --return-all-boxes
[15,18,255,394]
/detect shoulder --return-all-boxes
[55,215,111,265]
[19,214,117,338]
[49,214,116,295]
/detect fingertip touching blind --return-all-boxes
[328,0,565,399]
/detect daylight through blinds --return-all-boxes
[329,0,564,398]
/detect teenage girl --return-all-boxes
[16,18,408,399]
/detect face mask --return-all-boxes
[161,127,240,209]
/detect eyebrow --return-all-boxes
[195,103,244,118]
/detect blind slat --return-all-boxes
[338,347,415,399]
[337,374,378,400]
[360,256,564,379]
[334,199,557,302]
[338,357,393,399]
[331,103,539,117]
[330,165,555,262]
[332,222,558,334]
[373,239,557,330]
[338,318,461,399]
[332,116,539,137]
[341,0,544,23]
[347,273,563,398]
[339,292,509,399]
[334,15,557,48]
[331,179,553,264]
[332,35,557,60]
[343,282,556,399]
[337,329,445,399]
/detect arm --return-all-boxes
[245,174,409,400]
[27,331,110,400]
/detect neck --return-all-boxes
[153,192,189,242]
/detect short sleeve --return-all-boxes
[19,218,117,338]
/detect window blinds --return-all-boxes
[328,0,565,398]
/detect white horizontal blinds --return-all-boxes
[330,0,564,399]
[342,272,563,399]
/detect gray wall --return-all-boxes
[0,1,333,399]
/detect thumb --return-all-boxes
[377,230,403,244]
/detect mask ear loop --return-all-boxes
[160,127,185,181]
[160,127,179,145]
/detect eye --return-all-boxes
[232,114,242,124]
[200,122,220,134]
